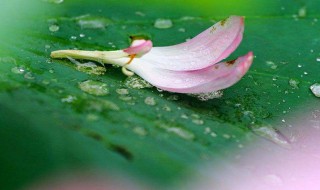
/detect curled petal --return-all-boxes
[128,52,253,93]
[123,40,153,57]
[141,16,244,71]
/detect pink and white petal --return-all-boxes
[141,16,244,71]
[123,40,153,56]
[128,52,253,93]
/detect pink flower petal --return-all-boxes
[140,16,244,71]
[123,40,153,57]
[128,52,253,93]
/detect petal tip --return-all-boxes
[239,52,254,74]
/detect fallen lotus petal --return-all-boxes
[141,15,245,71]
[51,15,253,94]
[128,52,253,93]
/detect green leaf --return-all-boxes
[0,0,319,189]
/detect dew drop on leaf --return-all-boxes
[154,18,173,29]
[75,15,111,29]
[79,80,109,96]
[189,91,223,101]
[61,95,77,103]
[178,28,186,32]
[167,95,179,101]
[166,127,195,140]
[310,83,320,97]
[298,6,307,18]
[49,24,59,32]
[222,134,231,139]
[116,88,129,95]
[24,72,35,80]
[43,0,63,4]
[157,123,195,140]
[288,78,300,89]
[266,61,278,70]
[144,97,156,106]
[11,66,26,74]
[68,57,106,75]
[124,76,152,89]
[70,36,77,40]
[49,69,55,74]
[133,127,148,136]
[162,105,171,112]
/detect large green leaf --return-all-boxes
[1,0,319,189]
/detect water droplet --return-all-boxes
[223,134,231,139]
[70,36,77,40]
[154,18,173,29]
[204,127,211,134]
[49,69,55,73]
[144,97,156,106]
[86,114,99,121]
[297,64,302,68]
[156,88,163,92]
[191,114,204,125]
[289,78,300,89]
[210,132,217,137]
[189,91,223,101]
[167,95,179,101]
[178,28,186,32]
[180,16,196,21]
[116,88,129,95]
[251,125,291,148]
[75,15,112,29]
[49,24,59,32]
[61,95,77,103]
[192,119,204,125]
[162,105,171,112]
[266,61,278,69]
[68,57,106,75]
[298,6,307,18]
[85,99,120,112]
[310,83,320,97]
[124,76,152,89]
[272,76,278,81]
[79,80,109,96]
[135,11,145,17]
[180,114,188,119]
[157,123,194,140]
[133,127,147,136]
[166,127,195,140]
[317,58,320,62]
[24,72,35,80]
[304,71,308,75]
[11,66,26,74]
[43,0,63,4]
[119,96,133,102]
